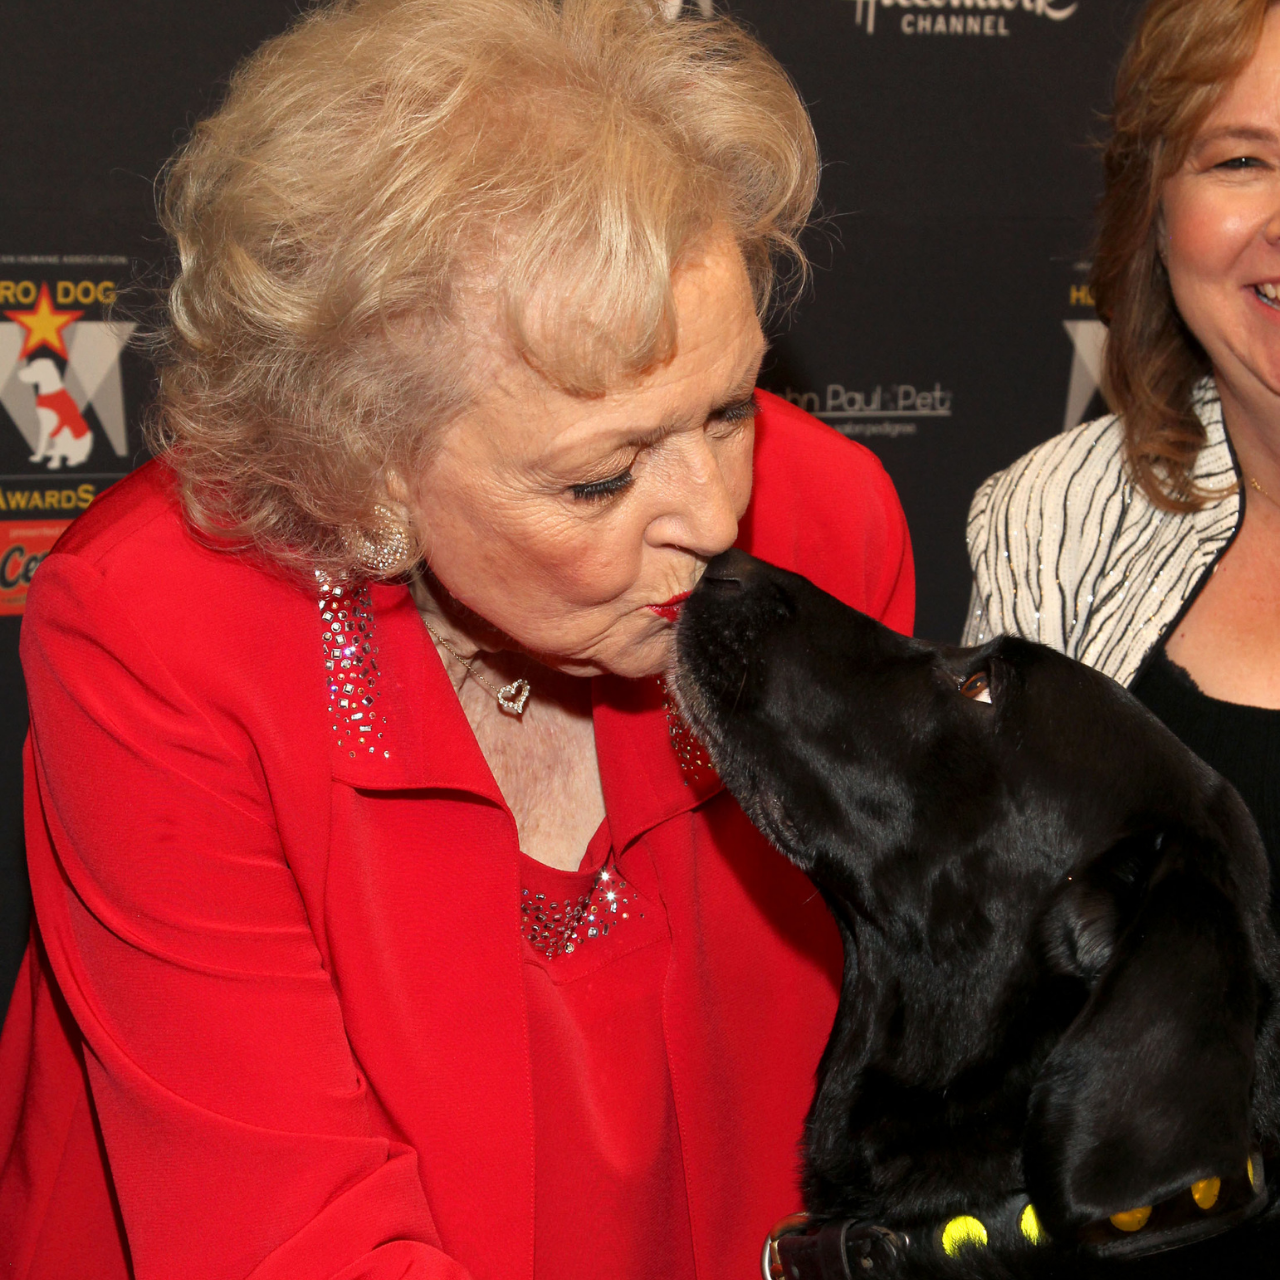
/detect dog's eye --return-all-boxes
[960,672,992,704]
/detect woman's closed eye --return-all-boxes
[570,469,634,502]
[715,392,759,426]
[568,393,757,502]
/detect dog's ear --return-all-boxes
[1024,828,1259,1240]
[1039,831,1162,986]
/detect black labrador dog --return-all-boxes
[671,550,1280,1279]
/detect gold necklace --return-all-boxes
[422,621,531,716]
[1249,474,1280,509]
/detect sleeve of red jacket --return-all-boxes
[20,553,472,1280]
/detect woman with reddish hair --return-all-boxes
[966,0,1280,875]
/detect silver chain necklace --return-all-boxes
[423,620,532,716]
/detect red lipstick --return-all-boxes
[648,591,691,622]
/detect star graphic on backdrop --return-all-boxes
[4,283,84,359]
[1062,319,1109,433]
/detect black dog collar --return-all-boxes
[764,1154,1268,1279]
[763,1215,904,1280]
[762,1201,1032,1280]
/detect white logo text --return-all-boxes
[849,0,1078,36]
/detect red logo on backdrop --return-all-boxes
[0,258,137,614]
[2,283,108,473]
[0,522,68,615]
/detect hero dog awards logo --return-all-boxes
[847,0,1078,38]
[0,255,136,614]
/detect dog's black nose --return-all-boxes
[701,548,756,590]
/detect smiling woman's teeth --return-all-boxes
[1258,282,1280,307]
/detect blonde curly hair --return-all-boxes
[152,0,819,580]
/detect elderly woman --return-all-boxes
[0,1,913,1277]
[966,0,1280,876]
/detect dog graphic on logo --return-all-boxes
[18,357,94,470]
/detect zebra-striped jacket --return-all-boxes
[962,381,1241,688]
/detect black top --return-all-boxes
[1131,646,1280,878]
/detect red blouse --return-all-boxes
[0,392,914,1280]
[521,823,697,1280]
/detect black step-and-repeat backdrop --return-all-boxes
[0,0,1144,1014]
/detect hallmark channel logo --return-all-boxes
[781,381,953,439]
[847,0,1078,38]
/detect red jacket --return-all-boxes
[0,391,913,1280]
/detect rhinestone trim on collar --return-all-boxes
[520,863,639,958]
[318,573,389,759]
[660,678,716,785]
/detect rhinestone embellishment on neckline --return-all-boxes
[660,678,716,785]
[318,574,389,759]
[520,864,639,958]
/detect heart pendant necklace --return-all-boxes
[423,621,532,716]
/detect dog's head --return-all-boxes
[673,550,1279,1251]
